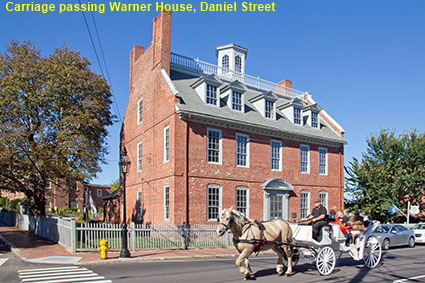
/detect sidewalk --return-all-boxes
[0,224,239,265]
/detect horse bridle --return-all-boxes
[218,215,233,231]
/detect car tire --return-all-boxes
[382,239,390,250]
[408,237,415,248]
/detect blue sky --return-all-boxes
[1,0,424,185]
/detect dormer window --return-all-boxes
[206,84,218,105]
[265,99,275,119]
[222,55,229,72]
[235,55,242,73]
[232,91,243,111]
[294,107,302,125]
[311,111,319,128]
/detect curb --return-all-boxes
[0,233,28,261]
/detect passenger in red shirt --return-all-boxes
[329,210,348,234]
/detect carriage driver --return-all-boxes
[301,199,328,241]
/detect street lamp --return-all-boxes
[119,146,131,258]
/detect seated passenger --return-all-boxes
[300,199,327,241]
[329,210,348,235]
[347,210,365,244]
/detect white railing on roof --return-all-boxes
[170,52,306,99]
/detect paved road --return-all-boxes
[84,245,425,283]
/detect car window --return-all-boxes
[398,225,407,232]
[413,224,425,229]
[375,226,390,233]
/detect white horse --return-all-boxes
[216,207,295,279]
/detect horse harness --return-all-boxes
[233,220,289,255]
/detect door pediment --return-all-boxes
[261,178,294,191]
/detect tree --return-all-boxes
[0,41,114,216]
[345,129,425,222]
[110,180,120,192]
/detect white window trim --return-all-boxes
[236,133,249,168]
[136,189,142,221]
[311,111,319,129]
[300,191,310,220]
[318,147,328,175]
[231,90,244,113]
[265,99,276,120]
[206,128,222,165]
[97,189,102,197]
[294,106,302,125]
[270,139,282,171]
[164,184,170,221]
[236,187,250,218]
[137,141,143,172]
[137,98,143,124]
[164,126,170,163]
[207,185,222,221]
[205,84,219,107]
[300,144,310,174]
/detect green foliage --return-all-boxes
[0,197,6,207]
[346,129,425,222]
[110,180,120,192]
[0,41,115,216]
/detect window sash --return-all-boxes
[319,147,327,175]
[207,186,221,220]
[164,185,169,221]
[319,192,328,209]
[300,145,309,173]
[300,191,310,219]
[232,91,243,111]
[207,129,221,164]
[138,99,143,124]
[235,55,242,73]
[206,84,217,105]
[271,140,281,170]
[236,188,248,217]
[312,111,318,128]
[294,107,301,125]
[137,141,143,172]
[164,127,170,163]
[136,189,142,221]
[222,55,229,71]
[236,134,248,167]
[265,100,274,119]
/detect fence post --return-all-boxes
[70,218,76,253]
[130,222,136,251]
[181,222,188,249]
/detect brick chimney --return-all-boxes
[277,79,293,96]
[152,11,172,73]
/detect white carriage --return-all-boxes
[287,222,382,276]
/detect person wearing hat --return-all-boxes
[301,198,328,241]
[347,210,365,244]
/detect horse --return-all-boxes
[216,207,295,279]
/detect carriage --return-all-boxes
[287,221,382,275]
[216,208,382,279]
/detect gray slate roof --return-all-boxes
[171,71,346,146]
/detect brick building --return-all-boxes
[120,12,346,225]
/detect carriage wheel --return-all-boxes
[315,246,336,276]
[363,236,382,269]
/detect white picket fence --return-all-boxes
[0,209,232,252]
[76,222,232,252]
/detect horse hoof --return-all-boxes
[284,272,293,277]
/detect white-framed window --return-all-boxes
[236,187,249,217]
[265,99,275,119]
[319,191,328,209]
[312,111,319,128]
[207,185,222,221]
[97,189,102,197]
[164,126,170,163]
[222,55,229,72]
[137,98,143,124]
[206,84,218,106]
[232,91,243,112]
[318,147,328,175]
[300,144,310,173]
[235,55,242,73]
[294,107,302,125]
[136,189,142,221]
[137,141,143,172]
[207,128,222,164]
[271,140,282,171]
[164,185,169,221]
[236,133,249,167]
[70,202,78,209]
[300,191,310,219]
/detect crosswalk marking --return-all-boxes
[18,266,112,283]
[0,258,8,267]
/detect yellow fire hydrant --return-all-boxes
[99,238,109,259]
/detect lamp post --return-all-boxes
[119,147,131,258]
